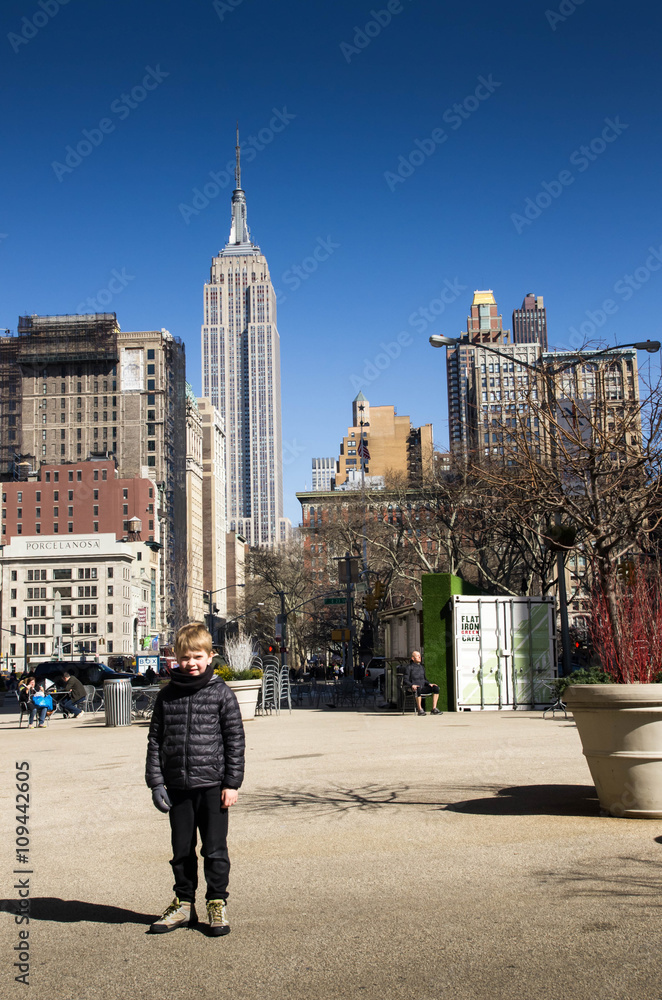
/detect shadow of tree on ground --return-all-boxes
[241,782,598,817]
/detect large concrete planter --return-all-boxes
[226,679,262,721]
[565,684,662,818]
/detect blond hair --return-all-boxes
[174,622,213,658]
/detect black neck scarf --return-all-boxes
[168,663,215,695]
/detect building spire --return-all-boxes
[228,122,250,246]
[235,120,241,190]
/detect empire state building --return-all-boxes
[201,132,288,547]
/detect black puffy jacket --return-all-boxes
[145,676,245,791]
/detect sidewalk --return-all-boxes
[2,700,661,1000]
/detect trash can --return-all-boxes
[104,678,132,727]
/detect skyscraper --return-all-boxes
[512,293,548,350]
[201,131,287,547]
[446,291,542,461]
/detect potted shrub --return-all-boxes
[564,564,662,818]
[216,636,262,721]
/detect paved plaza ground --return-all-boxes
[2,696,662,1000]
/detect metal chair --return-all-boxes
[257,660,280,715]
[83,685,96,714]
[278,666,292,714]
[398,676,419,715]
[18,691,31,728]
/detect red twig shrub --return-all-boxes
[589,563,662,683]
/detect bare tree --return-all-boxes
[469,364,662,661]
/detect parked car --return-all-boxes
[32,661,148,688]
[363,656,387,681]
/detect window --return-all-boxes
[68,506,73,517]
[147,349,155,360]
[53,568,72,580]
[94,470,98,481]
[36,491,41,502]
[148,394,155,405]
[102,470,107,481]
[17,508,22,519]
[107,604,113,615]
[68,523,73,533]
[107,586,114,596]
[77,470,82,481]
[77,568,97,579]
[148,456,156,467]
[123,504,128,515]
[68,490,73,500]
[17,492,22,502]
[107,568,113,579]
[68,471,73,481]
[147,364,155,375]
[147,379,155,391]
[93,490,98,500]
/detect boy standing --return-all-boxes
[146,623,245,936]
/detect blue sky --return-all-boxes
[2,0,662,525]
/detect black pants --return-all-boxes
[167,786,230,903]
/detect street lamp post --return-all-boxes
[429,334,661,677]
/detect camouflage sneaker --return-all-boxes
[206,898,230,936]
[150,897,197,934]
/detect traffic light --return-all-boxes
[374,581,384,599]
[364,594,378,611]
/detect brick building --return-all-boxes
[0,460,161,666]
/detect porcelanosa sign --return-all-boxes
[25,539,101,552]
[3,534,119,559]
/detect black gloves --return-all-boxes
[151,784,172,813]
